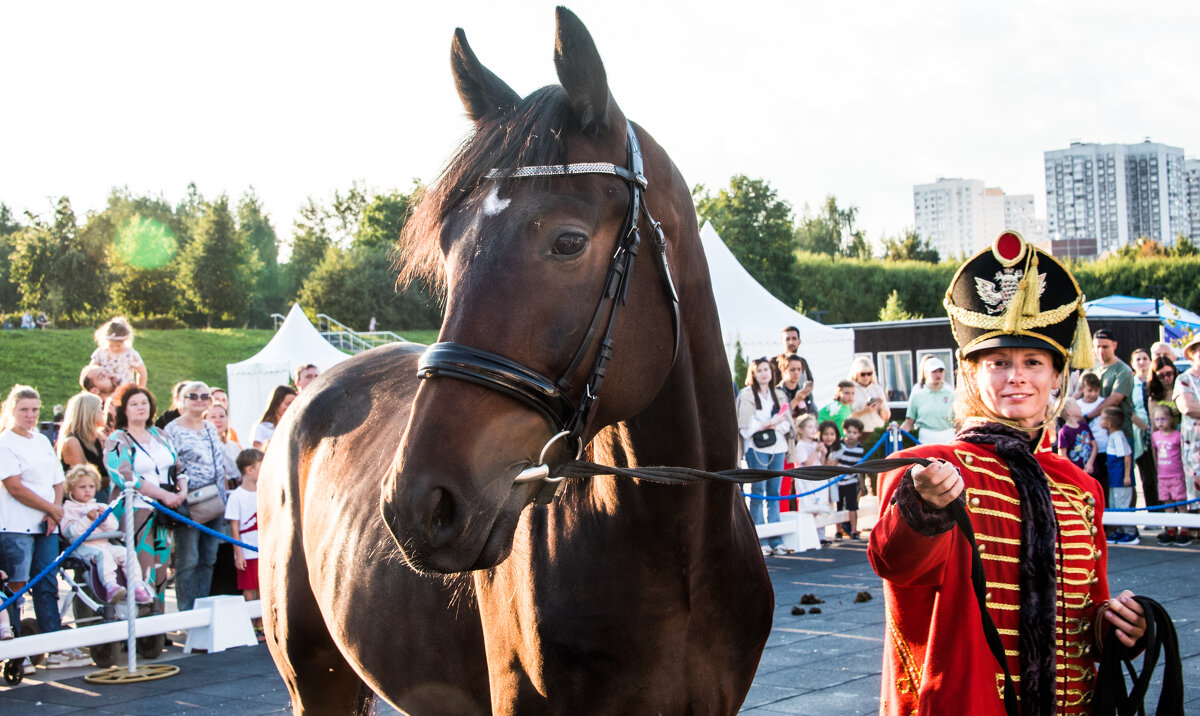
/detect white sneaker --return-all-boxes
[23,661,35,675]
[760,545,773,557]
[773,546,792,556]
[44,649,90,668]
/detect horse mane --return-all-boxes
[396,85,575,294]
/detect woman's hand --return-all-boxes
[1104,590,1146,648]
[910,459,963,510]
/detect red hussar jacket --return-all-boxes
[868,438,1109,715]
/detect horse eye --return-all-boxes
[551,233,587,256]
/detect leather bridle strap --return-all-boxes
[418,120,680,459]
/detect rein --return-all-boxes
[418,119,681,496]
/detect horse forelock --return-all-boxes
[395,85,576,294]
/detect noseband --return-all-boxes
[417,120,682,488]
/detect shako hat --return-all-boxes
[944,230,1094,370]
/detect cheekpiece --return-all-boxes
[944,230,1094,369]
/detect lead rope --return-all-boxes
[1094,596,1184,716]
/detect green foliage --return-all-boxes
[883,228,940,263]
[694,175,799,304]
[238,190,284,326]
[1072,255,1200,314]
[297,243,442,331]
[0,328,272,422]
[0,205,21,312]
[286,198,334,301]
[878,290,920,321]
[796,195,872,258]
[180,196,260,326]
[355,187,416,251]
[733,340,747,388]
[793,253,956,323]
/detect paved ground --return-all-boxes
[2,537,1198,714]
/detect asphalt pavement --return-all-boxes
[2,537,1198,715]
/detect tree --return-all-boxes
[693,175,798,302]
[0,204,25,312]
[180,196,260,326]
[355,187,417,252]
[878,290,920,321]
[796,195,871,259]
[285,198,334,301]
[100,189,187,319]
[7,198,107,323]
[883,229,941,263]
[238,189,285,324]
[1172,234,1198,257]
[297,242,442,330]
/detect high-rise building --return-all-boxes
[913,179,1041,259]
[1185,157,1200,242]
[1044,140,1187,258]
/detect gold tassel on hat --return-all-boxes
[1070,302,1095,370]
[1021,253,1040,317]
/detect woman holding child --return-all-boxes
[868,231,1146,714]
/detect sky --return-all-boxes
[3,1,1198,250]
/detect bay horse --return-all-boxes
[259,7,773,714]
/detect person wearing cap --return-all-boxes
[867,231,1145,715]
[900,355,955,444]
[1081,328,1136,449]
[1173,336,1200,514]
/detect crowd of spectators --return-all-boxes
[0,316,320,669]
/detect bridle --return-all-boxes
[416,120,681,494]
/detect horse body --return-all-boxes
[261,9,772,714]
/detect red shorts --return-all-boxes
[237,558,259,591]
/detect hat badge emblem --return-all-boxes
[975,269,1046,315]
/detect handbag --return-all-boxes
[752,429,777,449]
[185,483,225,525]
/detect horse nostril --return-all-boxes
[427,486,459,549]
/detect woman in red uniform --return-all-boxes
[868,231,1146,715]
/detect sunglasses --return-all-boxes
[1157,371,1176,378]
[860,371,874,377]
[187,393,212,401]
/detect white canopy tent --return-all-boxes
[700,221,855,405]
[226,304,351,442]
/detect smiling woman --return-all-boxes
[868,231,1148,715]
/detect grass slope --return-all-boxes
[0,327,442,421]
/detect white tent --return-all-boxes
[700,221,856,406]
[226,304,351,442]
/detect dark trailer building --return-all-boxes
[831,314,1161,420]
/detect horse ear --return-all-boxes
[451,28,520,124]
[553,7,611,132]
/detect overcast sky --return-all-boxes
[3,1,1197,248]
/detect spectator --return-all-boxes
[368,316,377,332]
[1130,348,1158,507]
[57,392,110,501]
[1077,372,1107,486]
[164,382,229,612]
[736,358,794,556]
[1102,407,1137,543]
[225,448,263,638]
[1083,329,1135,512]
[79,365,117,402]
[209,388,241,445]
[203,402,242,489]
[1148,356,1178,409]
[848,356,890,435]
[776,354,815,421]
[1150,340,1174,362]
[835,417,866,539]
[252,386,297,450]
[772,327,816,413]
[1057,398,1097,476]
[19,311,34,329]
[35,311,50,329]
[0,384,87,667]
[155,381,188,430]
[817,380,855,435]
[103,384,184,609]
[293,364,320,393]
[901,356,955,444]
[1174,337,1200,529]
[89,317,147,387]
[60,464,152,604]
[1151,404,1190,544]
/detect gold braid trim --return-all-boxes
[944,297,1081,332]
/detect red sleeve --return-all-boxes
[868,463,957,587]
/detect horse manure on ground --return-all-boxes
[807,607,821,614]
[791,606,805,615]
[799,593,824,605]
[854,590,873,603]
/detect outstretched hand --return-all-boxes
[1105,590,1146,648]
[911,459,963,510]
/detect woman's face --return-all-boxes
[11,398,40,433]
[211,391,229,409]
[205,406,228,435]
[277,392,296,421]
[926,367,945,389]
[856,367,874,387]
[185,388,211,416]
[125,393,151,427]
[1156,365,1176,391]
[1132,351,1151,375]
[753,362,773,389]
[972,348,1060,429]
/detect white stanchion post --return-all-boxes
[124,485,137,674]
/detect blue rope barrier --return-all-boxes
[147,500,258,552]
[0,499,121,613]
[1107,496,1200,512]
[742,432,897,501]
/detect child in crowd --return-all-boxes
[60,465,152,604]
[225,449,264,636]
[818,381,856,435]
[1152,405,1191,545]
[791,415,828,513]
[1057,399,1096,475]
[1076,373,1107,483]
[1102,407,1137,544]
[89,316,147,388]
[836,418,866,540]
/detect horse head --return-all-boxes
[381,8,695,574]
